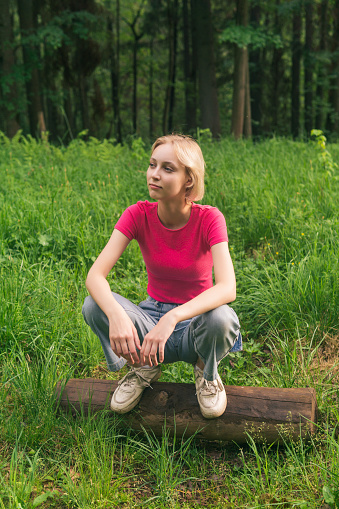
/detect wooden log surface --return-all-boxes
[56,379,317,444]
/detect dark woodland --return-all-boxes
[0,0,338,142]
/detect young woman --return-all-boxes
[82,134,241,419]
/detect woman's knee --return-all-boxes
[82,295,102,324]
[203,305,240,342]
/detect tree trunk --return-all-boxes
[291,10,302,138]
[108,3,122,143]
[231,46,247,138]
[17,0,45,137]
[271,0,284,133]
[126,6,144,135]
[244,57,252,137]
[133,37,138,133]
[231,0,251,139]
[193,0,221,138]
[304,0,314,136]
[149,38,154,139]
[57,379,318,444]
[326,0,339,134]
[0,0,20,137]
[249,3,262,137]
[79,76,90,133]
[163,0,178,133]
[168,0,178,132]
[183,0,197,132]
[315,0,328,129]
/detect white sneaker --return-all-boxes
[110,365,161,414]
[194,365,227,419]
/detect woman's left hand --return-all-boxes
[140,312,177,366]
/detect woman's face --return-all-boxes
[147,143,191,203]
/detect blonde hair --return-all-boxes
[151,134,205,202]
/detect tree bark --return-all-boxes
[326,0,339,134]
[0,0,20,137]
[124,5,144,135]
[304,0,314,136]
[315,0,328,129]
[243,57,252,137]
[108,3,122,143]
[168,0,178,132]
[79,76,90,133]
[57,379,318,444]
[193,0,221,138]
[249,2,262,137]
[162,0,179,133]
[231,46,247,138]
[183,0,197,132]
[271,0,284,133]
[291,10,302,138]
[149,38,154,139]
[231,0,251,139]
[17,0,46,137]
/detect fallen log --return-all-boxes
[56,378,317,444]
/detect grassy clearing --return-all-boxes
[0,132,338,507]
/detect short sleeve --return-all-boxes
[114,204,140,240]
[204,208,228,247]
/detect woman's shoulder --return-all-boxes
[125,200,157,215]
[192,204,227,243]
[192,203,224,219]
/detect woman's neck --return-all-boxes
[157,200,192,230]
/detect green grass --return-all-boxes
[0,132,338,507]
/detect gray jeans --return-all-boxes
[82,293,241,381]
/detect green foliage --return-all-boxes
[220,24,283,49]
[311,129,339,176]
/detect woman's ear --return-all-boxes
[185,169,193,185]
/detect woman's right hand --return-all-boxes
[109,309,141,365]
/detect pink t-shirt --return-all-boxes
[115,201,228,304]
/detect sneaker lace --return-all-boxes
[196,379,218,396]
[118,367,155,389]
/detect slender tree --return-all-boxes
[182,0,196,132]
[123,2,145,134]
[17,0,46,136]
[315,0,328,129]
[270,0,285,134]
[231,0,251,139]
[249,2,262,137]
[326,0,339,134]
[193,0,221,138]
[291,6,302,138]
[304,0,314,136]
[149,37,154,139]
[0,0,20,136]
[163,0,179,133]
[108,0,122,142]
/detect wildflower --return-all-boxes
[301,233,304,236]
[276,252,279,255]
[292,262,294,265]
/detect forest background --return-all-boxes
[1,0,339,143]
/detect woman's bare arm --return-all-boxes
[86,229,141,364]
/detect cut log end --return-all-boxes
[56,379,317,444]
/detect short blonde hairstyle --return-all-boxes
[151,134,205,202]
